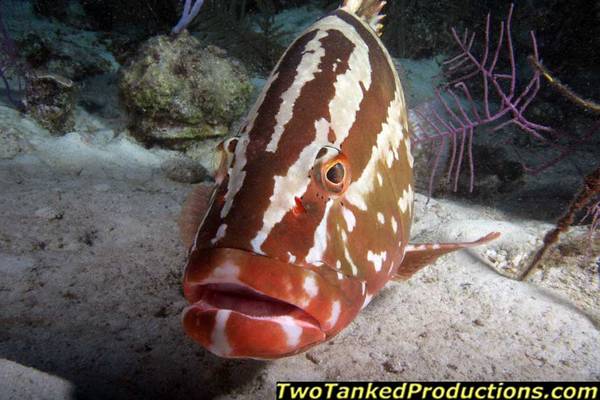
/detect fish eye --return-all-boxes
[223,137,239,154]
[326,162,345,185]
[316,149,350,195]
[215,137,239,184]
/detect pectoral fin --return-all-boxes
[179,139,233,248]
[393,232,501,281]
[178,183,216,248]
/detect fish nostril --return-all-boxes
[292,196,306,216]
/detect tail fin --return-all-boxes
[341,0,387,36]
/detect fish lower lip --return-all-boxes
[182,283,325,358]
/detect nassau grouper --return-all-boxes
[179,0,500,359]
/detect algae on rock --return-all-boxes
[25,73,76,135]
[119,31,252,149]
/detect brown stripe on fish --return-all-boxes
[270,13,383,266]
[319,10,412,294]
[260,16,379,262]
[218,30,321,223]
[260,170,334,264]
[249,31,357,255]
[211,25,359,256]
[206,29,326,249]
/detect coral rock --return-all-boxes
[161,155,209,184]
[119,31,252,149]
[25,73,76,135]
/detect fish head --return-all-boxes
[183,134,368,359]
[182,5,413,359]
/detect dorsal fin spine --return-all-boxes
[341,0,387,35]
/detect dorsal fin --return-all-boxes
[341,0,387,36]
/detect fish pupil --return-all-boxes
[326,163,345,184]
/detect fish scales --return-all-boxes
[180,0,500,359]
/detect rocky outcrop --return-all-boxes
[25,73,76,135]
[119,32,252,149]
[161,155,210,184]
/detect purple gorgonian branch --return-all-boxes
[412,4,561,194]
[171,0,205,36]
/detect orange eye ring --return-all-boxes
[320,153,351,195]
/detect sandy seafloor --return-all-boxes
[0,4,599,399]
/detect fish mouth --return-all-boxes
[183,283,325,359]
[182,248,354,359]
[187,283,322,324]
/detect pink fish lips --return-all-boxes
[182,248,363,359]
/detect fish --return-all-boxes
[178,0,500,359]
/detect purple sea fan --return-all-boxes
[172,0,205,36]
[412,3,557,195]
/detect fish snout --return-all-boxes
[182,248,362,358]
